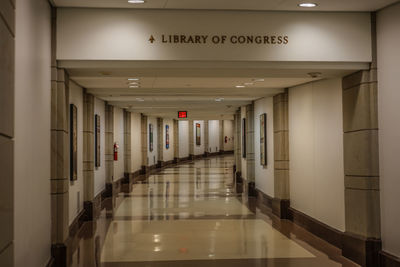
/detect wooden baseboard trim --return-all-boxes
[380,250,400,267]
[288,207,342,249]
[342,232,381,267]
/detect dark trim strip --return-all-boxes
[380,250,400,267]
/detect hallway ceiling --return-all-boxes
[67,63,360,120]
[52,0,397,12]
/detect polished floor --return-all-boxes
[69,155,359,267]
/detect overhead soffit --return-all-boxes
[52,0,398,12]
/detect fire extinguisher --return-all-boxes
[225,136,228,143]
[114,143,119,161]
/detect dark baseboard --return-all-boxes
[255,189,273,209]
[342,232,381,267]
[288,207,342,248]
[248,181,257,197]
[46,256,55,267]
[51,243,67,267]
[220,150,234,155]
[69,208,86,237]
[189,154,195,160]
[380,250,400,267]
[103,183,113,199]
[179,156,190,162]
[272,198,290,219]
[83,200,94,221]
[235,171,243,183]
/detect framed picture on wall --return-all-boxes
[196,123,201,146]
[70,104,78,181]
[166,125,170,149]
[95,114,100,167]
[149,123,154,152]
[260,113,267,166]
[242,118,246,158]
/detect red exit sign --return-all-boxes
[178,111,188,118]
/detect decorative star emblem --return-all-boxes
[149,35,155,43]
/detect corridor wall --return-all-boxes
[94,98,106,196]
[68,82,84,225]
[208,120,220,153]
[113,108,125,180]
[223,120,234,151]
[377,2,400,258]
[289,78,345,231]
[254,97,274,197]
[14,0,52,265]
[130,112,142,173]
[147,117,158,166]
[193,120,205,155]
[163,119,174,162]
[179,121,189,158]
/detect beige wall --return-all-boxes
[14,0,52,266]
[289,78,345,231]
[223,120,234,151]
[94,98,106,196]
[130,112,142,172]
[193,120,205,155]
[208,120,220,153]
[163,119,174,162]
[254,97,274,197]
[377,2,400,257]
[178,121,189,158]
[147,117,158,166]
[113,107,125,180]
[68,82,84,225]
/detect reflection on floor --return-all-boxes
[68,155,359,267]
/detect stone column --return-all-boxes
[234,111,242,177]
[141,114,149,173]
[219,120,224,153]
[0,1,15,265]
[104,104,114,197]
[157,118,164,167]
[123,110,132,180]
[82,92,95,220]
[273,91,290,219]
[173,119,179,162]
[189,120,194,159]
[50,67,70,266]
[246,104,256,196]
[341,14,381,267]
[204,120,209,155]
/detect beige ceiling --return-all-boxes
[52,0,398,12]
[68,63,361,120]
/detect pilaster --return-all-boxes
[104,104,114,197]
[141,114,149,172]
[124,110,132,175]
[157,118,164,166]
[219,120,224,152]
[204,120,209,154]
[341,13,381,267]
[189,120,194,159]
[246,104,255,196]
[173,119,179,162]
[273,91,290,218]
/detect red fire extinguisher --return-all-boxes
[114,143,119,161]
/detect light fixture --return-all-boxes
[215,98,224,102]
[235,85,245,88]
[128,0,145,3]
[128,82,140,85]
[252,78,265,82]
[298,2,317,7]
[128,78,140,81]
[136,98,144,102]
[244,82,254,86]
[129,85,139,88]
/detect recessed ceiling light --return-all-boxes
[252,78,265,82]
[128,78,140,81]
[136,98,144,102]
[236,85,245,88]
[129,85,139,88]
[128,0,145,3]
[244,82,254,86]
[215,98,224,102]
[128,82,140,85]
[298,2,317,7]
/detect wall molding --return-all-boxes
[380,250,400,267]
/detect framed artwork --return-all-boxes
[70,104,78,181]
[196,123,201,146]
[95,114,100,167]
[149,123,154,152]
[242,118,246,158]
[166,125,170,149]
[260,113,267,166]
